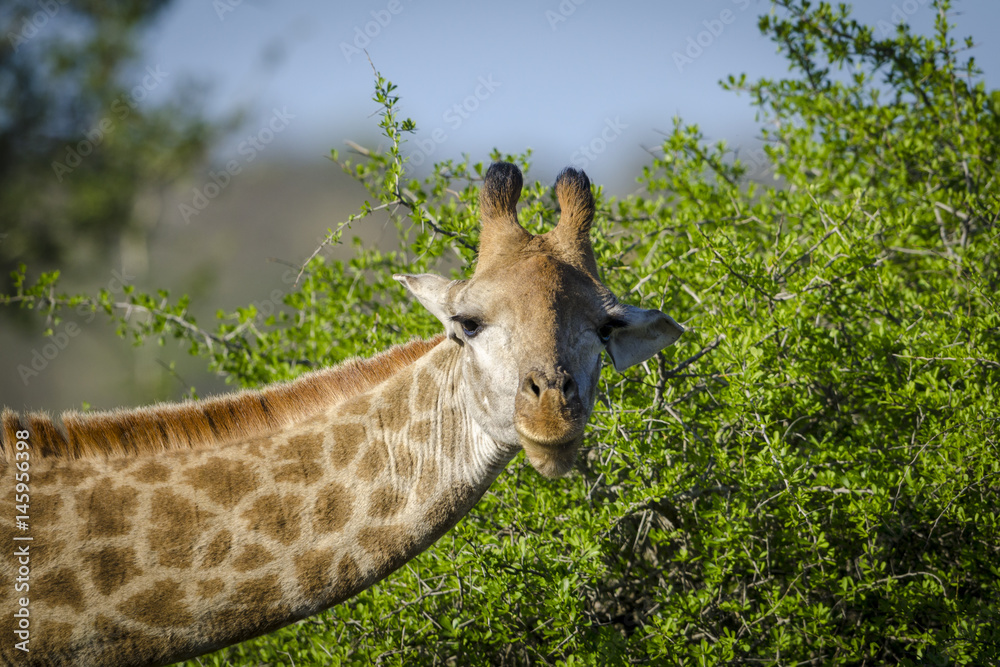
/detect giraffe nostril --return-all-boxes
[520,373,544,400]
[521,371,578,403]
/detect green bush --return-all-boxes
[5,1,999,664]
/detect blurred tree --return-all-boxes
[0,0,219,291]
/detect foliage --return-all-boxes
[4,1,1000,664]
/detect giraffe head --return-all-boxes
[396,162,682,477]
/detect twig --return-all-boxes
[892,354,1000,369]
[696,226,775,302]
[155,359,192,392]
[398,187,476,251]
[293,218,356,287]
[661,335,725,382]
[624,248,699,297]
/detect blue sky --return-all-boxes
[142,0,999,190]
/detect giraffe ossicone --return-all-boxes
[1,161,682,666]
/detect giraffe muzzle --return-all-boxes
[514,368,587,477]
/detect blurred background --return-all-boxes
[2,0,998,414]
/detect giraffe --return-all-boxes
[0,162,683,667]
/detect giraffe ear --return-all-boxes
[394,274,460,329]
[605,304,684,372]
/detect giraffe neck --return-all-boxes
[1,339,518,667]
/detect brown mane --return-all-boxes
[1,336,444,464]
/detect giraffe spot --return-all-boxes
[83,546,143,596]
[440,408,459,457]
[247,603,293,637]
[378,376,411,432]
[415,369,439,412]
[358,525,416,575]
[0,514,13,546]
[409,419,432,445]
[329,423,364,469]
[314,482,353,534]
[381,405,409,433]
[232,573,283,608]
[76,478,138,538]
[278,431,323,461]
[416,458,439,502]
[370,484,407,518]
[342,393,371,416]
[133,461,171,483]
[119,579,193,628]
[331,554,362,603]
[233,544,275,572]
[149,488,212,569]
[34,620,74,654]
[184,457,260,509]
[394,443,417,480]
[197,578,226,600]
[110,457,132,471]
[219,601,292,643]
[241,493,303,545]
[339,553,361,582]
[201,530,232,568]
[47,462,96,487]
[30,492,62,526]
[93,615,171,667]
[294,548,336,594]
[273,431,324,485]
[273,459,323,485]
[425,482,479,539]
[357,439,389,482]
[34,567,84,612]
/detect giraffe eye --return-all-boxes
[459,318,482,338]
[598,320,625,344]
